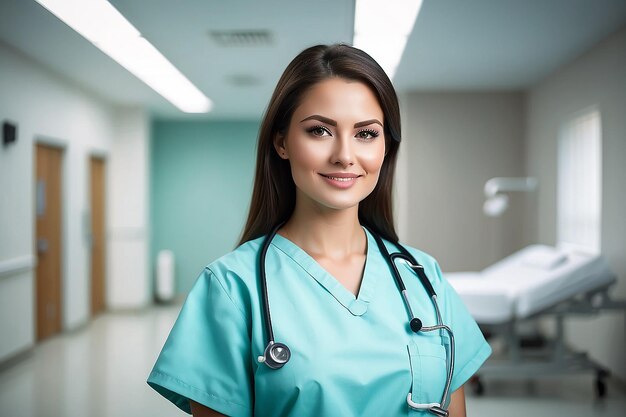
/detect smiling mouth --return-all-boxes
[319,173,361,181]
[318,173,362,189]
[320,175,357,182]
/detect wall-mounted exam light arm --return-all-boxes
[484,177,538,197]
[483,177,538,217]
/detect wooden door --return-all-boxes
[90,156,106,316]
[35,144,63,341]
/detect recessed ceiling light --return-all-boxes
[354,0,424,79]
[34,0,213,113]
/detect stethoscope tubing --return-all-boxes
[258,222,285,344]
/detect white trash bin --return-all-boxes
[156,250,175,302]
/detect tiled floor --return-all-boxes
[0,305,624,417]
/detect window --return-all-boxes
[557,108,602,254]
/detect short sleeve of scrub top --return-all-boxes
[147,230,491,417]
[147,268,253,416]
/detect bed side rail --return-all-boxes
[542,278,626,317]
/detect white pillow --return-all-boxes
[521,248,567,270]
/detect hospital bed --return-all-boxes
[445,245,626,397]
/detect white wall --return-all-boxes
[107,107,151,310]
[525,26,626,380]
[0,41,149,363]
[399,92,526,271]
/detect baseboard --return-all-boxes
[0,346,34,373]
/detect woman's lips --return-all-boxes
[319,173,360,189]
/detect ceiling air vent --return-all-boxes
[227,74,262,87]
[209,30,273,47]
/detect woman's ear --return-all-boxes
[273,133,289,159]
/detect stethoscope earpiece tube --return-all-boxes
[395,244,437,299]
[429,406,449,417]
[366,226,435,326]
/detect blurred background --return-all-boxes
[0,0,625,416]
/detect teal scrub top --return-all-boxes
[147,228,491,417]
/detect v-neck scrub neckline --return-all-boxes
[269,227,379,317]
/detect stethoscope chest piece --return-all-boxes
[258,341,291,369]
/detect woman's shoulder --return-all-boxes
[202,235,266,286]
[186,236,267,319]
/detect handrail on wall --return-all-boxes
[0,255,36,278]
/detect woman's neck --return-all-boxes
[279,199,366,260]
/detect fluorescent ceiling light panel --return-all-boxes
[34,0,212,113]
[354,0,423,79]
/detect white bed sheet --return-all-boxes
[445,245,615,324]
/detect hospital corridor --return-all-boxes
[1,1,626,417]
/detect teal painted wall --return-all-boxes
[150,120,259,294]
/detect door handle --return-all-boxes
[37,238,49,254]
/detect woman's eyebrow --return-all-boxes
[300,115,338,126]
[354,119,384,128]
[300,115,383,128]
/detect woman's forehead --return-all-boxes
[292,78,384,124]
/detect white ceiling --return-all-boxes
[394,0,626,90]
[1,0,625,121]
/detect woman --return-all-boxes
[147,44,491,417]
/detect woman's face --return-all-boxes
[275,77,386,212]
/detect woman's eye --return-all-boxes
[356,129,379,140]
[307,126,331,137]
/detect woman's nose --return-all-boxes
[330,136,354,167]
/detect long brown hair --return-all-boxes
[238,43,402,245]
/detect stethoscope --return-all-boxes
[256,222,456,417]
